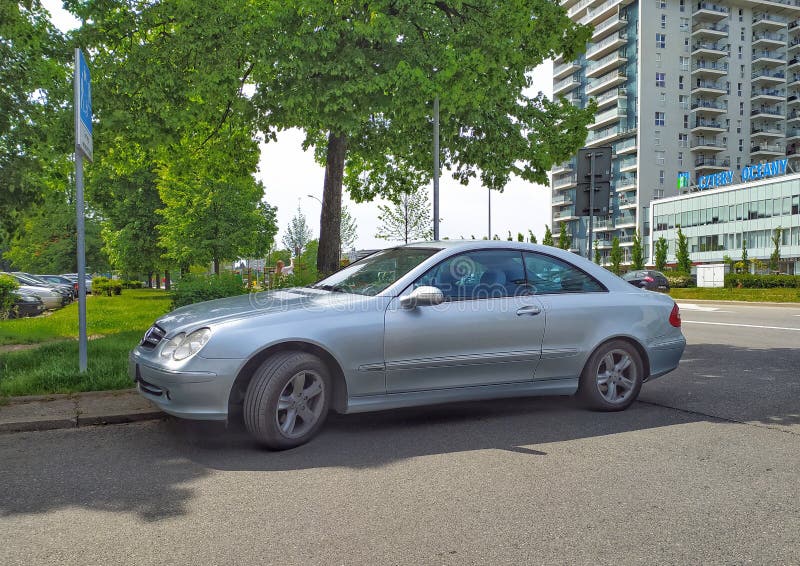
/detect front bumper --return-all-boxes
[129,350,244,421]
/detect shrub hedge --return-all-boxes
[122,280,144,289]
[170,273,246,309]
[92,277,123,296]
[725,274,800,288]
[0,273,20,318]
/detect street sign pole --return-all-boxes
[74,48,93,373]
[433,96,440,240]
[587,153,595,261]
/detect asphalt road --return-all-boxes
[1,301,798,565]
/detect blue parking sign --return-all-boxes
[75,49,93,161]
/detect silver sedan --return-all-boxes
[130,241,685,449]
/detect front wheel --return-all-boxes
[578,340,644,411]
[243,352,332,450]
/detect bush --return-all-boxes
[662,270,694,288]
[0,273,20,319]
[92,277,123,296]
[122,280,144,289]
[170,273,246,309]
[725,274,800,289]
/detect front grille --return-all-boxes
[140,325,166,349]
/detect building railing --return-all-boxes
[554,76,581,92]
[752,125,784,134]
[587,71,627,92]
[695,157,730,167]
[753,31,787,42]
[693,41,728,51]
[553,175,577,188]
[753,50,786,60]
[751,106,784,116]
[586,49,627,74]
[690,138,724,148]
[751,87,786,97]
[694,2,729,15]
[753,13,789,25]
[692,22,729,33]
[692,61,728,72]
[691,100,728,110]
[695,119,724,128]
[693,79,726,90]
[752,69,786,80]
[751,144,784,152]
[586,31,628,59]
[593,13,628,37]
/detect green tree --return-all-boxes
[527,230,537,244]
[770,226,783,272]
[741,238,749,272]
[375,187,433,244]
[675,227,691,274]
[251,1,594,273]
[655,236,668,271]
[542,225,554,246]
[282,206,313,258]
[517,232,525,242]
[507,231,514,241]
[340,205,358,253]
[557,222,572,250]
[594,240,601,265]
[249,201,279,261]
[609,237,623,275]
[631,230,644,270]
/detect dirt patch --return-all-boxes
[0,334,107,355]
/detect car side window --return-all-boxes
[415,250,530,301]
[523,253,605,294]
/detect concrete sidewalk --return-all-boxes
[0,389,163,433]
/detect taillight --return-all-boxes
[643,276,654,282]
[669,303,681,327]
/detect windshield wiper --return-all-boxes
[309,284,347,293]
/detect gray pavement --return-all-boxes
[0,301,798,565]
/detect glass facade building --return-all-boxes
[649,172,800,272]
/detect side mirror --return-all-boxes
[400,286,444,309]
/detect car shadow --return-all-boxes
[0,343,796,521]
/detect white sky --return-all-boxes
[43,0,553,250]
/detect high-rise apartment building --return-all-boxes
[552,0,800,264]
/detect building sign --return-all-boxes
[689,158,788,190]
[677,171,690,189]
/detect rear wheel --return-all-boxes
[578,340,643,411]
[243,352,331,449]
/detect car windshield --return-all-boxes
[310,247,440,296]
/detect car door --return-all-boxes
[384,249,546,393]
[522,251,609,381]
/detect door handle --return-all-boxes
[516,305,541,316]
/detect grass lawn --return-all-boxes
[0,289,171,397]
[0,288,171,346]
[669,287,800,303]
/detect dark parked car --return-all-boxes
[623,270,670,292]
[9,292,45,318]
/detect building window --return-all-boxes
[678,152,684,166]
[740,65,745,79]
[655,53,662,67]
[654,130,662,146]
[661,14,667,29]
[678,133,688,147]
[656,72,666,87]
[738,8,743,22]
[659,92,667,105]
[679,94,689,109]
[680,18,689,31]
[655,111,665,126]
[736,120,741,133]
[680,56,689,71]
[680,0,685,11]
[678,75,684,89]
[738,46,743,60]
[741,28,745,41]
[726,81,730,94]
[683,114,689,129]
[656,33,666,48]
[656,151,665,165]
[737,83,742,96]
[739,101,744,116]
[659,170,665,185]
[739,138,743,151]
[657,0,666,8]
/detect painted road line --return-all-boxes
[683,320,800,331]
[676,303,729,313]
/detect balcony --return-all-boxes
[691,79,726,96]
[752,31,786,49]
[691,21,728,39]
[691,138,726,151]
[614,136,637,155]
[589,105,626,130]
[786,128,800,141]
[789,56,800,72]
[751,87,786,103]
[593,219,614,232]
[586,126,635,147]
[618,197,637,210]
[553,175,577,189]
[692,2,728,21]
[586,70,627,96]
[592,13,628,42]
[585,0,633,28]
[614,215,637,228]
[593,87,626,110]
[586,50,627,79]
[567,0,594,18]
[614,173,636,191]
[751,144,785,158]
[750,106,785,120]
[691,100,728,114]
[789,73,800,88]
[752,13,789,30]
[551,162,574,175]
[618,156,637,172]
[586,31,628,61]
[692,119,725,134]
[554,208,579,221]
[789,110,800,123]
[695,157,730,171]
[752,50,787,66]
[552,193,574,206]
[752,68,787,85]
[691,61,728,77]
[691,41,729,58]
[554,76,581,96]
[751,125,785,139]
[553,60,580,81]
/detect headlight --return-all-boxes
[159,328,212,361]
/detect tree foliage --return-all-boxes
[609,237,622,275]
[340,205,358,252]
[557,222,571,250]
[675,227,691,274]
[375,187,433,244]
[593,239,601,265]
[631,230,644,270]
[542,225,554,246]
[770,226,783,272]
[655,236,668,271]
[250,1,595,272]
[283,205,313,256]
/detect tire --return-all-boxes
[243,352,332,450]
[577,339,644,411]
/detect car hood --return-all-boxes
[17,285,59,296]
[154,287,367,334]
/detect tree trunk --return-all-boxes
[164,269,171,291]
[214,258,220,275]
[147,272,153,288]
[317,131,347,275]
[180,264,189,277]
[155,274,161,289]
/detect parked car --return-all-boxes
[10,283,64,310]
[38,274,79,298]
[11,273,72,304]
[622,270,670,292]
[131,242,686,450]
[9,292,45,318]
[60,273,93,294]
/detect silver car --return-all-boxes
[130,242,685,449]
